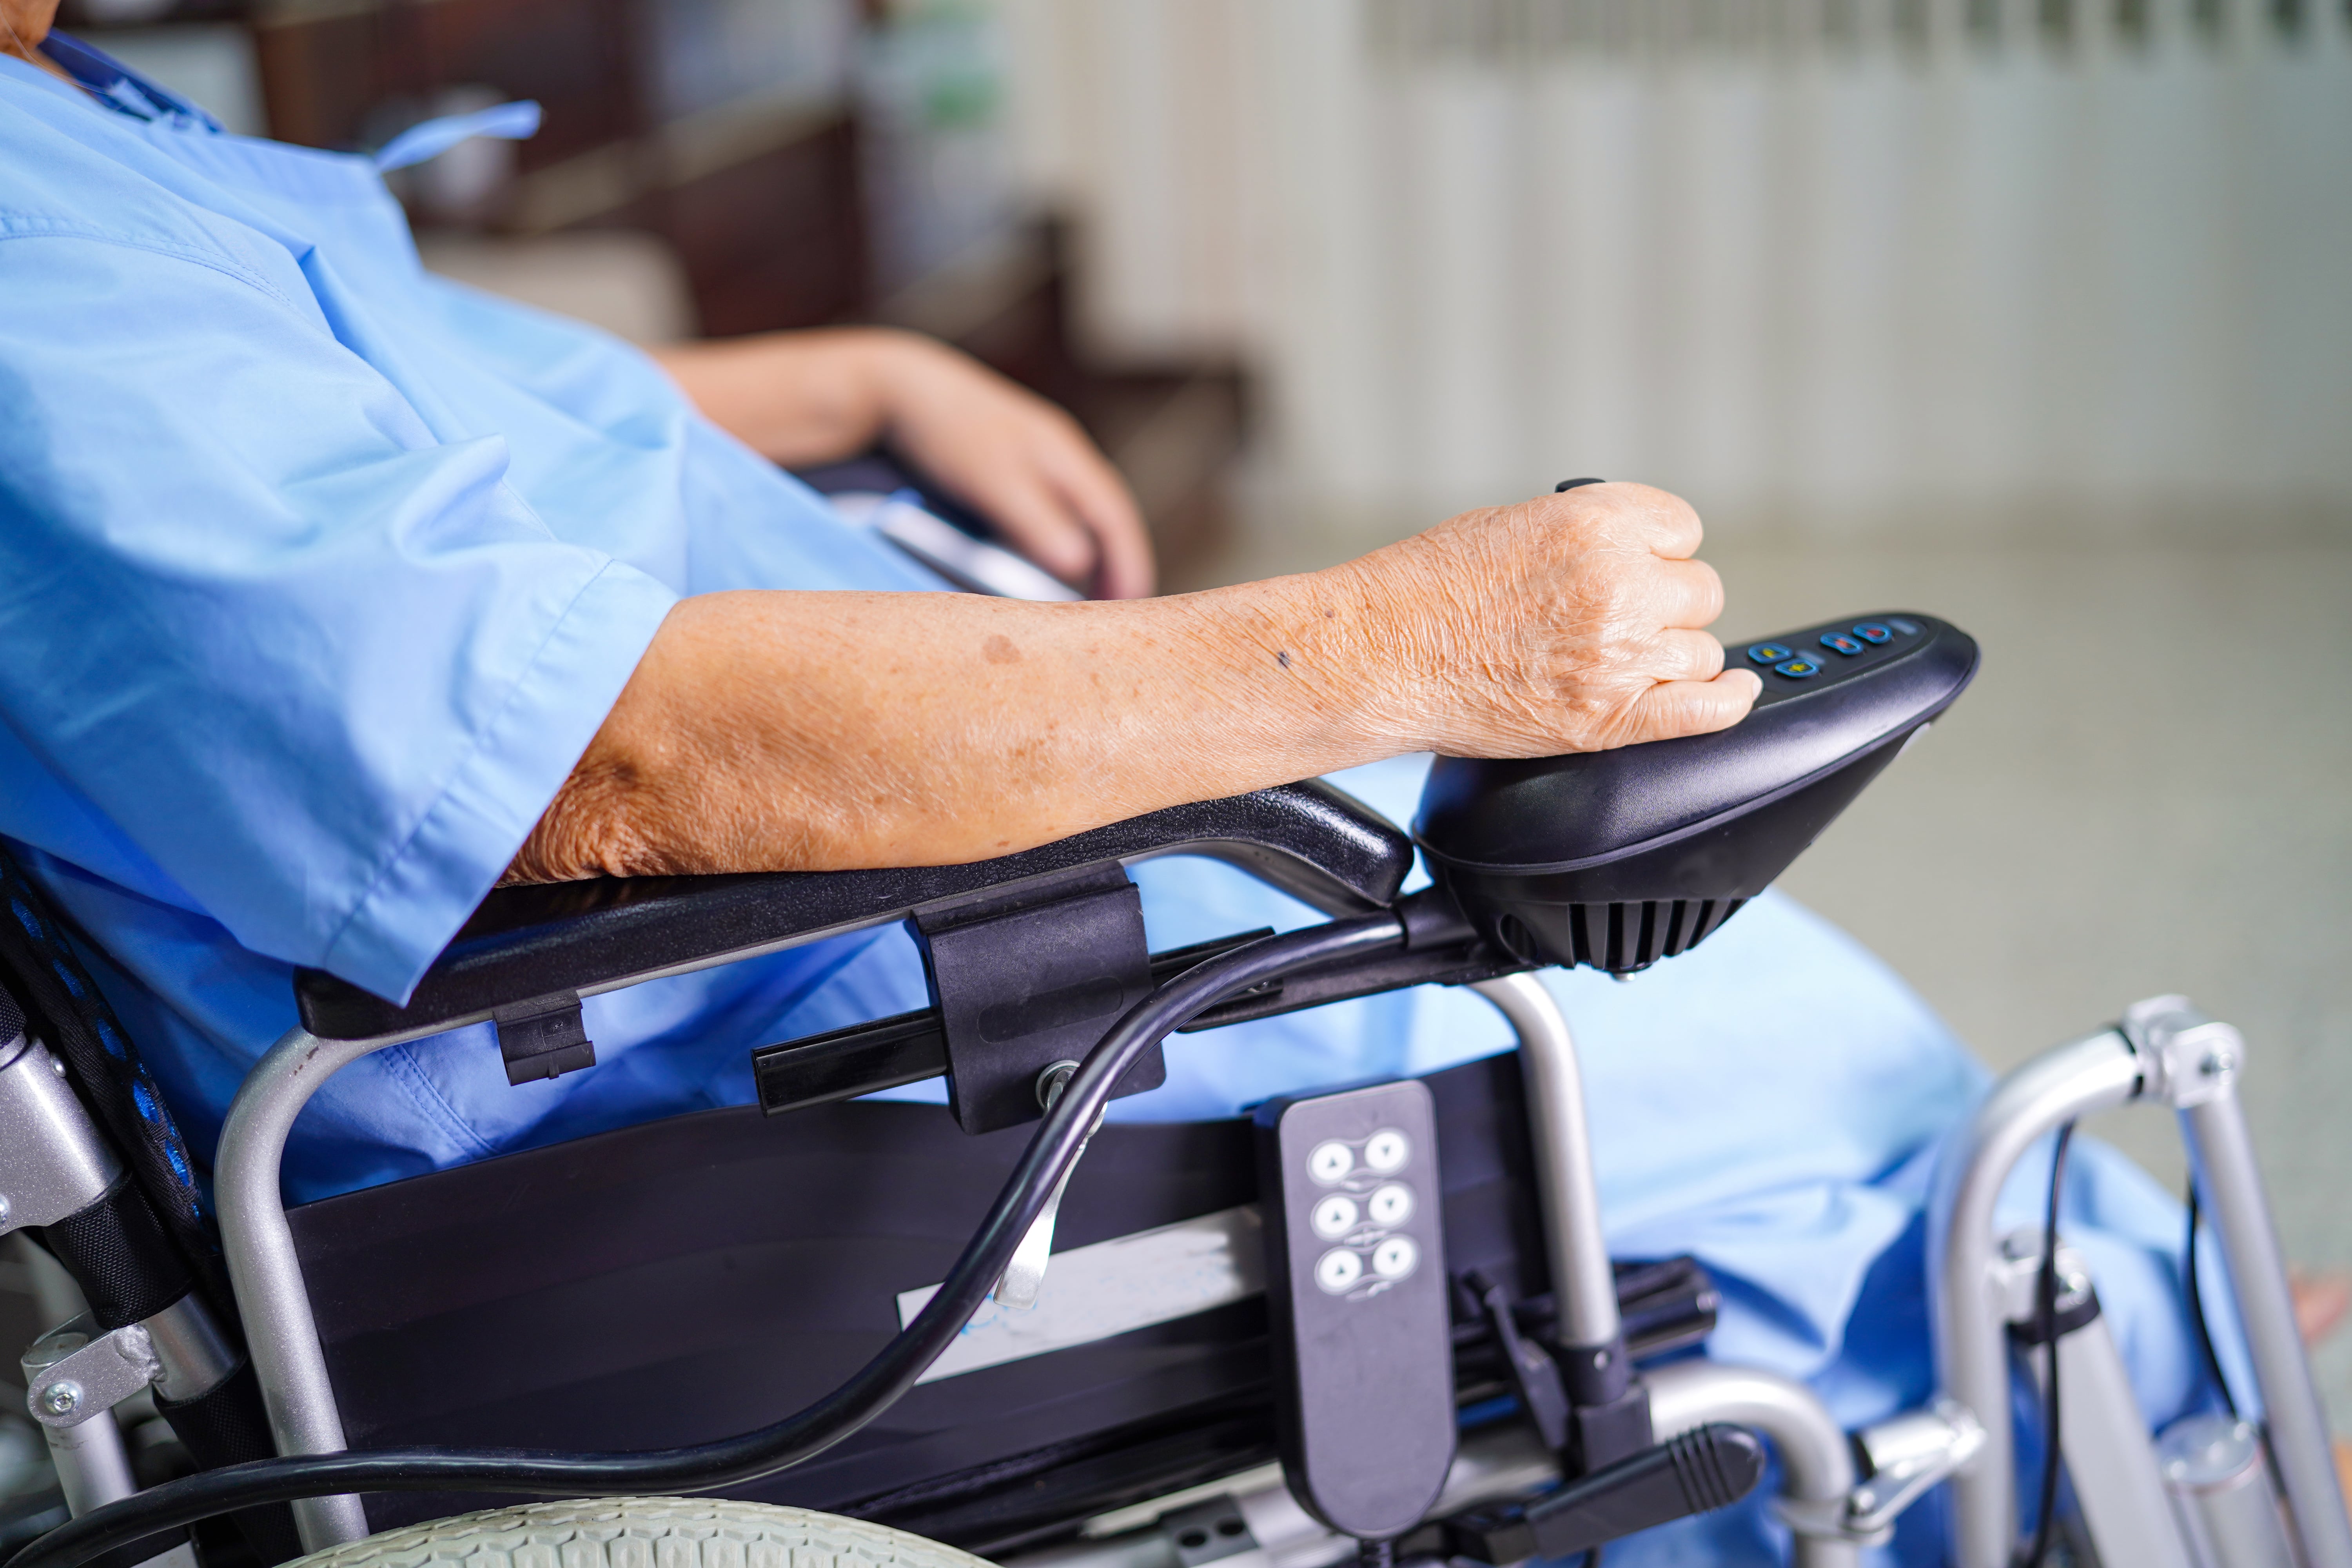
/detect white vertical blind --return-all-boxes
[1003,0,2352,540]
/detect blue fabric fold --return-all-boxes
[372,100,542,172]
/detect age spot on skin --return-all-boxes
[983,635,1022,665]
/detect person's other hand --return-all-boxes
[875,335,1156,600]
[1325,481,1758,756]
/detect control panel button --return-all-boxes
[1819,632,1864,657]
[1367,1183,1414,1227]
[1746,643,1792,664]
[1774,658,1822,679]
[1312,1194,1360,1238]
[1308,1141,1354,1184]
[1370,1236,1419,1280]
[1887,617,1920,635]
[1363,1129,1411,1172]
[1316,1248,1364,1293]
[1853,622,1893,645]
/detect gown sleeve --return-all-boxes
[0,231,680,1004]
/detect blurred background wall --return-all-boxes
[28,0,2352,1423]
[1006,0,2352,557]
[66,0,2350,559]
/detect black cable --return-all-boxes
[2183,1179,2239,1418]
[2014,1121,2075,1568]
[6,914,1406,1568]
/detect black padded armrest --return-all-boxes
[294,780,1414,1041]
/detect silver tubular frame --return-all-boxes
[1470,975,1621,1348]
[215,1025,418,1552]
[1477,974,1861,1560]
[1991,1239,2192,1568]
[0,1032,127,1238]
[1931,1002,2352,1568]
[2134,1001,2352,1568]
[1927,1026,2143,1568]
[1646,1363,1858,1568]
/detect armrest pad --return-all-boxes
[293,780,1413,1041]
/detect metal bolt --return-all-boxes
[2201,1050,2236,1078]
[37,1380,82,1417]
[1034,1060,1081,1111]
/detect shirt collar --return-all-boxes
[35,29,223,133]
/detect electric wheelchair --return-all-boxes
[3,592,2344,1568]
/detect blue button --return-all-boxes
[1747,643,1792,664]
[1853,622,1893,645]
[1774,658,1821,679]
[1819,632,1864,657]
[1887,617,1920,636]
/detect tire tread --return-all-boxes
[287,1498,992,1568]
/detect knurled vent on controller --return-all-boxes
[1492,897,1748,976]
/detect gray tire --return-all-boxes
[285,1498,993,1568]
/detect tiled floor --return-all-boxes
[1191,497,2352,1421]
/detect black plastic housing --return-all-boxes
[1445,1422,1766,1563]
[1254,1080,1457,1540]
[1415,613,1977,973]
[295,780,1412,1040]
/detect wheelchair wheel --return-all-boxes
[284,1498,993,1568]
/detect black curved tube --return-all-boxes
[8,915,1405,1568]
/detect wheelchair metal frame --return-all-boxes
[201,973,1870,1565]
[1931,995,2352,1568]
[10,946,2347,1568]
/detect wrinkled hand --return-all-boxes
[877,337,1156,600]
[1331,481,1758,756]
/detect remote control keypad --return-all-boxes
[1305,1124,1424,1297]
[1740,612,1930,703]
[1255,1078,1456,1539]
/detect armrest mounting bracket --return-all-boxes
[494,993,595,1085]
[913,865,1161,1134]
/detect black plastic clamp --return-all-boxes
[1557,1328,1653,1475]
[1464,1270,1572,1456]
[494,993,596,1084]
[912,864,1161,1133]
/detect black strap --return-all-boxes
[0,843,229,1316]
[34,1178,191,1330]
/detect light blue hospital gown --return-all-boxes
[0,40,2231,1566]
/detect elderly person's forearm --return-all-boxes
[506,483,1759,882]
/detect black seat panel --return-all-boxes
[285,1052,1552,1549]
